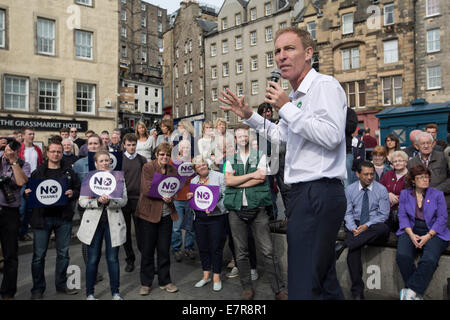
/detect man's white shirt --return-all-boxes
[244,68,347,184]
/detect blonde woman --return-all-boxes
[135,121,153,161]
[198,120,215,165]
[156,119,175,147]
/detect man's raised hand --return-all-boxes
[218,88,253,120]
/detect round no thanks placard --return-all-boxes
[89,171,117,196]
[36,179,63,206]
[194,186,214,210]
[157,177,181,198]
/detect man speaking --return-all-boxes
[219,27,347,300]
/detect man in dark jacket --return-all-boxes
[27,141,80,299]
[345,107,358,187]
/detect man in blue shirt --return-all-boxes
[336,161,390,300]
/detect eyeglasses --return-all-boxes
[158,153,170,157]
[415,175,430,181]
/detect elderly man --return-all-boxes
[62,138,78,166]
[408,131,450,226]
[404,130,423,160]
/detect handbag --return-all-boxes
[236,207,259,222]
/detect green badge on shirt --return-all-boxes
[297,101,302,109]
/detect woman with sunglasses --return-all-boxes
[396,164,450,300]
[77,150,128,300]
[135,142,179,296]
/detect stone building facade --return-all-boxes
[0,0,119,143]
[295,0,416,136]
[118,0,168,128]
[204,0,294,126]
[414,0,449,104]
[163,1,217,122]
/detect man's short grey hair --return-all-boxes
[62,138,73,145]
[415,132,433,144]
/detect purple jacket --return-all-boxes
[396,187,450,241]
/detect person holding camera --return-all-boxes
[0,139,30,300]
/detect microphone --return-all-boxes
[269,69,282,88]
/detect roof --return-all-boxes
[376,100,450,119]
[196,18,217,34]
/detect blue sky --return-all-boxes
[143,0,224,15]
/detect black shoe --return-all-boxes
[125,263,135,272]
[95,273,104,284]
[335,241,347,260]
[30,292,44,300]
[56,287,79,295]
[352,292,365,300]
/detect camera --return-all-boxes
[0,176,16,204]
[0,137,21,152]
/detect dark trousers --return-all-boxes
[225,213,257,269]
[396,219,449,295]
[194,212,227,274]
[0,206,20,298]
[228,208,285,294]
[138,215,172,287]
[287,178,346,300]
[122,198,140,264]
[345,222,390,296]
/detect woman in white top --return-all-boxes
[198,120,215,163]
[135,121,153,162]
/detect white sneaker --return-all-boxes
[227,267,239,278]
[400,288,417,300]
[112,294,124,300]
[251,269,259,281]
[86,294,98,300]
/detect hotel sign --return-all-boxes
[0,116,88,132]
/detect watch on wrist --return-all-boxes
[11,161,18,166]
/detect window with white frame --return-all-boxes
[190,102,193,115]
[265,2,272,16]
[0,9,5,48]
[251,80,258,95]
[222,39,228,53]
[223,62,229,77]
[235,35,242,49]
[189,80,193,94]
[427,29,440,53]
[236,59,243,74]
[222,18,228,30]
[427,66,441,89]
[426,0,440,17]
[200,99,204,113]
[211,65,217,79]
[189,59,193,73]
[198,35,202,47]
[121,27,126,38]
[384,4,394,25]
[251,56,258,71]
[76,0,92,5]
[382,76,402,105]
[307,21,316,40]
[75,30,93,59]
[279,21,287,29]
[265,26,273,41]
[121,9,126,21]
[342,47,359,70]
[235,13,241,26]
[4,76,29,110]
[199,55,203,68]
[250,7,256,21]
[212,88,218,101]
[266,52,274,67]
[342,13,353,35]
[141,15,146,27]
[37,18,55,55]
[184,82,187,95]
[141,32,146,44]
[76,83,95,114]
[281,79,289,90]
[211,43,216,56]
[141,49,147,62]
[236,83,243,97]
[184,104,188,116]
[199,77,203,91]
[383,40,398,63]
[250,31,257,45]
[342,81,366,108]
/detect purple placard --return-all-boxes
[148,173,187,199]
[189,184,220,212]
[80,170,125,199]
[172,160,196,177]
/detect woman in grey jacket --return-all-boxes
[187,156,227,291]
[77,150,127,300]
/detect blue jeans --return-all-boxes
[171,200,195,252]
[31,217,72,293]
[86,221,120,297]
[344,154,357,188]
[396,219,449,295]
